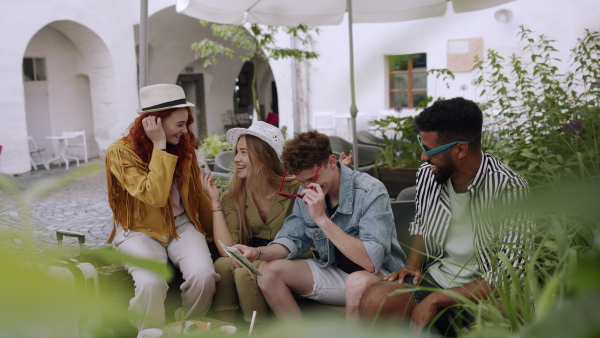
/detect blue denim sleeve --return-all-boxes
[271,201,312,259]
[356,182,396,273]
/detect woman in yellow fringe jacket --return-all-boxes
[105,84,219,332]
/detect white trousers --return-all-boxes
[113,213,220,331]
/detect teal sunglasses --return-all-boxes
[417,135,470,157]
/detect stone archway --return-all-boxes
[23,20,118,163]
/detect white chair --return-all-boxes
[28,136,48,170]
[312,110,336,135]
[63,130,88,163]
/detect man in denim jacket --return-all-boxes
[233,131,406,320]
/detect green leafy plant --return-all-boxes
[370,114,422,169]
[0,165,174,336]
[476,26,600,187]
[192,21,319,120]
[199,133,233,159]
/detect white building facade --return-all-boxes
[1,0,598,175]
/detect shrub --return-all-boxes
[476,26,600,187]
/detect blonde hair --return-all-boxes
[227,135,294,245]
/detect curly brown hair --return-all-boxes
[281,130,331,175]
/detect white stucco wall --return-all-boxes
[304,0,600,139]
[1,0,598,175]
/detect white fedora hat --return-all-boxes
[226,121,284,158]
[136,84,195,115]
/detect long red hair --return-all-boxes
[125,108,198,185]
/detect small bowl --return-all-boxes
[215,325,238,335]
[137,328,165,338]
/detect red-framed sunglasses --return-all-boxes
[278,164,322,200]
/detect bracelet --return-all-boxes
[211,207,223,212]
[257,248,262,260]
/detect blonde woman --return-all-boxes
[200,122,298,324]
[201,122,353,324]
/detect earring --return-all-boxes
[256,167,261,177]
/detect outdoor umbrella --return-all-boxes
[175,0,514,169]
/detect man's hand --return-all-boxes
[231,244,261,268]
[142,116,166,149]
[301,182,328,226]
[383,264,423,284]
[410,296,438,333]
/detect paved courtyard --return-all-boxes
[0,159,113,257]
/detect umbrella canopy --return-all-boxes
[176,0,514,26]
[176,0,514,168]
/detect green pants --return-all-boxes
[213,257,268,323]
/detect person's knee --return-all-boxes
[215,258,235,278]
[133,272,168,297]
[233,266,255,284]
[183,263,219,291]
[188,270,219,288]
[257,260,283,290]
[345,271,377,291]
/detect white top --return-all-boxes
[427,179,480,289]
[171,181,185,217]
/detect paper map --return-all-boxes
[218,240,263,276]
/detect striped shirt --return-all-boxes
[409,153,533,286]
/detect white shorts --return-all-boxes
[300,260,349,306]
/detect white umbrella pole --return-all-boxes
[347,0,359,170]
[139,0,148,88]
[291,35,301,133]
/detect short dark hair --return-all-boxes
[415,97,483,147]
[281,130,331,175]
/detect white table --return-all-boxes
[45,135,80,170]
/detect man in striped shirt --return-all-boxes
[359,98,532,335]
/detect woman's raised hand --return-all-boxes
[142,116,166,149]
[200,168,221,203]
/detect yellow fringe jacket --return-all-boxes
[105,138,213,243]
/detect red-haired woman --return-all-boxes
[104,84,219,331]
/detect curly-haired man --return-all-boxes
[232,130,406,320]
[359,97,533,335]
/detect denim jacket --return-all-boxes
[272,162,406,275]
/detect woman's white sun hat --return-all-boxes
[136,84,195,115]
[226,121,284,158]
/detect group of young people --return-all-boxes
[105,84,533,335]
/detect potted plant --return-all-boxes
[369,107,422,197]
[197,133,233,170]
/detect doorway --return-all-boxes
[177,74,206,138]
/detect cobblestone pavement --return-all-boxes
[0,159,113,257]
